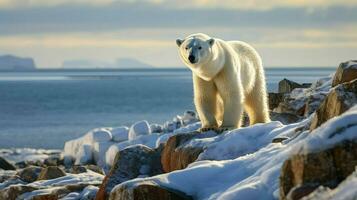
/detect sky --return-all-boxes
[0,0,356,68]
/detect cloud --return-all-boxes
[0,25,356,68]
[0,5,356,36]
[1,0,357,10]
[0,35,171,48]
[0,1,356,68]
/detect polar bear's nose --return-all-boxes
[188,55,196,63]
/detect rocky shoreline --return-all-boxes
[1,60,357,200]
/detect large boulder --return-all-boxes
[0,157,16,170]
[332,60,357,87]
[280,140,357,200]
[17,166,43,183]
[95,145,162,200]
[310,79,357,131]
[161,132,208,173]
[37,166,66,181]
[109,180,193,200]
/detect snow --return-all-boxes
[155,122,201,147]
[113,105,357,200]
[74,144,93,165]
[110,127,129,142]
[60,185,99,200]
[0,148,61,164]
[63,111,199,169]
[128,120,151,141]
[105,134,161,166]
[18,170,103,200]
[197,121,284,161]
[63,128,114,167]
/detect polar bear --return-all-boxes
[176,33,270,131]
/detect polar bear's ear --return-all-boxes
[207,38,215,46]
[176,39,184,47]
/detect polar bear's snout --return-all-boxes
[188,54,196,64]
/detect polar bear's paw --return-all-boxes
[199,126,233,134]
[199,127,219,133]
[216,126,235,134]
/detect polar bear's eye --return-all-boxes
[185,47,188,50]
[198,46,202,50]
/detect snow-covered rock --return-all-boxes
[110,127,129,142]
[0,148,61,166]
[332,60,357,87]
[274,75,333,116]
[109,105,357,200]
[128,120,151,141]
[150,124,163,133]
[97,145,162,200]
[63,128,113,167]
[310,78,357,130]
[105,134,161,166]
[73,144,93,166]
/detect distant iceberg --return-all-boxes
[0,55,36,71]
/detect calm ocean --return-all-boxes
[0,68,335,149]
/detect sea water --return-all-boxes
[0,67,335,148]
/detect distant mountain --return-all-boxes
[0,55,36,71]
[61,58,154,69]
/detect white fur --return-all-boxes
[177,33,270,129]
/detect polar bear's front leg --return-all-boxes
[193,75,218,130]
[214,69,244,129]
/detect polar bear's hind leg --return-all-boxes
[244,78,270,125]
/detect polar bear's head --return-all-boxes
[176,33,215,66]
[176,33,224,81]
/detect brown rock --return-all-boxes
[310,79,357,131]
[0,185,38,200]
[274,98,306,116]
[0,157,16,170]
[279,79,304,93]
[161,132,206,173]
[285,185,319,200]
[86,164,104,175]
[270,112,302,125]
[95,145,162,200]
[332,60,357,87]
[269,92,285,110]
[17,166,43,183]
[69,165,87,174]
[109,180,192,200]
[37,166,66,180]
[279,140,357,200]
[31,194,58,200]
